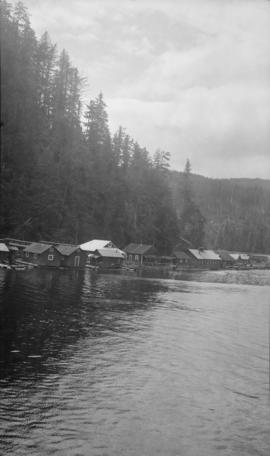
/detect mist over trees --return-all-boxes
[1,1,270,254]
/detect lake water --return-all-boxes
[0,268,269,456]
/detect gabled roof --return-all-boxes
[95,248,126,258]
[124,243,156,255]
[0,243,9,252]
[80,239,115,252]
[173,251,191,260]
[55,244,80,256]
[188,249,221,261]
[24,243,52,254]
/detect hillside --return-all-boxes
[170,172,270,253]
[1,1,269,255]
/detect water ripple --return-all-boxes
[0,269,269,456]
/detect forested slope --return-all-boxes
[1,1,269,254]
[171,173,270,253]
[0,1,179,254]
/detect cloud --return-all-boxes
[108,84,270,178]
[16,0,270,178]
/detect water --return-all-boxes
[0,268,269,456]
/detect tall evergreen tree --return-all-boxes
[179,159,205,248]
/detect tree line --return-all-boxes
[0,1,186,253]
[1,1,269,254]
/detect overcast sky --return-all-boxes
[17,0,270,178]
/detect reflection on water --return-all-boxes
[139,266,270,286]
[0,270,167,380]
[0,268,269,456]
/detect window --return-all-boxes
[135,255,139,261]
[48,254,54,261]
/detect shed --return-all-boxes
[55,244,87,268]
[187,249,221,268]
[24,243,62,267]
[124,243,158,265]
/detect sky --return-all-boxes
[15,0,270,178]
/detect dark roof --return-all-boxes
[173,251,191,260]
[24,243,52,254]
[55,244,80,256]
[124,243,156,255]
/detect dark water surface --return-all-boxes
[0,268,269,456]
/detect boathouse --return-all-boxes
[187,249,222,269]
[55,244,87,268]
[124,243,158,265]
[91,248,126,269]
[24,243,62,267]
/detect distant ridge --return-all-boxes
[170,171,270,254]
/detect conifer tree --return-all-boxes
[179,159,205,248]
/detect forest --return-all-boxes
[1,1,270,254]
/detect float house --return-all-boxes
[24,243,62,267]
[55,244,87,268]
